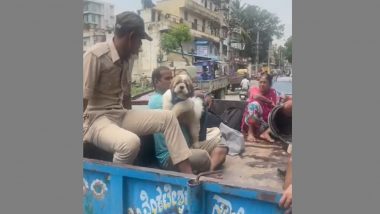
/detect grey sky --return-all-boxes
[111,0,292,45]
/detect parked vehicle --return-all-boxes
[227,74,245,92]
[239,89,248,101]
[273,76,292,97]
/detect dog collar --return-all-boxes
[171,90,187,104]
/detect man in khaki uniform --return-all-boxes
[83,11,193,174]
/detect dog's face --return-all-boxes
[170,74,194,99]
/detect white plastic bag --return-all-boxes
[219,122,245,156]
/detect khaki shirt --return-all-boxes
[83,41,134,110]
[83,41,135,139]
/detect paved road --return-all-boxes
[225,80,258,101]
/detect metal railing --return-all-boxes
[183,0,220,22]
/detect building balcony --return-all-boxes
[181,0,221,23]
[190,29,220,43]
[146,14,220,43]
[83,10,103,15]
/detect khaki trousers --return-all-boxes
[85,109,192,165]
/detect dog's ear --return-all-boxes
[170,75,178,90]
[185,77,194,97]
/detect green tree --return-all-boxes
[241,5,284,64]
[284,36,292,63]
[275,45,286,68]
[161,24,192,66]
[225,0,248,60]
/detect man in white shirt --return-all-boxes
[240,75,250,91]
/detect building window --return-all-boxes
[204,0,208,8]
[158,12,161,21]
[193,19,198,30]
[202,19,206,32]
[184,11,188,21]
[91,15,95,23]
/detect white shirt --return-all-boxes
[240,78,250,90]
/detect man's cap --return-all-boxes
[115,11,152,41]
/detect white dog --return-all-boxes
[162,74,204,146]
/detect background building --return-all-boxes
[133,0,228,80]
[83,0,115,52]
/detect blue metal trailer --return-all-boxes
[83,100,289,214]
[83,158,285,214]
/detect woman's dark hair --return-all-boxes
[260,73,273,86]
[151,66,170,88]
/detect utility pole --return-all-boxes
[255,30,259,75]
[226,0,232,67]
[218,2,224,62]
[279,50,282,71]
[268,41,271,72]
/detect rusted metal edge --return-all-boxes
[131,100,148,105]
[83,158,196,180]
[199,175,282,194]
[131,89,154,99]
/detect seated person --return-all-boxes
[148,66,228,173]
[280,156,292,211]
[278,100,293,211]
[241,74,291,143]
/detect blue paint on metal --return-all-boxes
[83,159,285,214]
[187,181,202,213]
[203,182,283,203]
[110,175,124,214]
[83,170,112,214]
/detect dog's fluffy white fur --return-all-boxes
[162,74,204,145]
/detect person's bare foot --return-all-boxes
[246,134,257,142]
[260,130,275,143]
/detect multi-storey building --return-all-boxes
[133,0,229,79]
[83,0,115,52]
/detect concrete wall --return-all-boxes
[155,0,185,17]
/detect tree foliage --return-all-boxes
[240,5,284,63]
[284,36,292,63]
[209,0,285,63]
[161,24,192,65]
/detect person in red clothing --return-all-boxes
[241,74,290,143]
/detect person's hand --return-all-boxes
[266,100,275,108]
[283,100,292,117]
[271,101,276,107]
[279,184,292,209]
